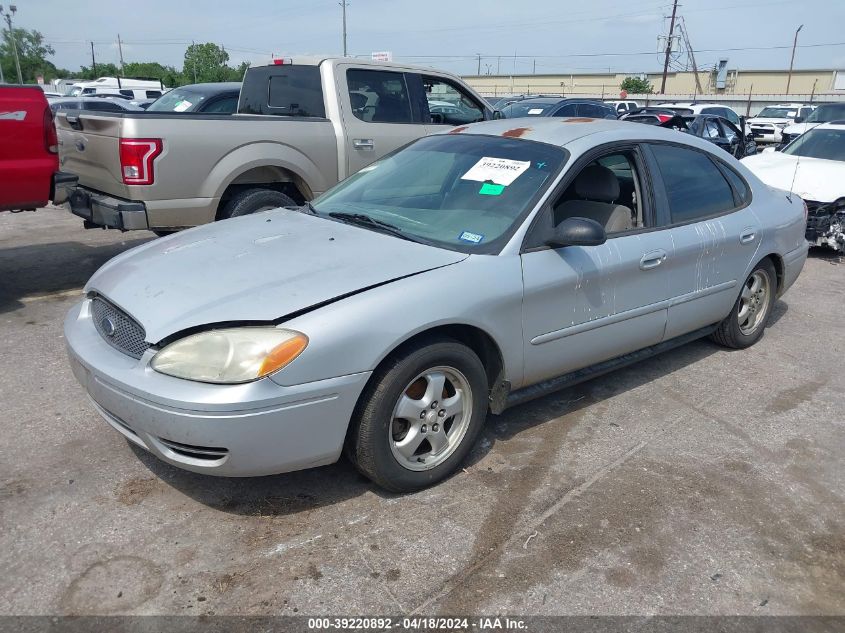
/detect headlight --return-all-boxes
[151,327,308,384]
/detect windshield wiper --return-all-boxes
[328,212,420,243]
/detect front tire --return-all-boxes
[347,339,488,492]
[711,258,776,349]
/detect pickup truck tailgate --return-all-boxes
[56,113,130,199]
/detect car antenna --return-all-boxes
[787,142,801,202]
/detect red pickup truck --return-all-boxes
[0,85,76,212]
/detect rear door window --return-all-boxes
[579,102,612,118]
[346,69,413,123]
[239,65,326,117]
[553,103,577,116]
[649,144,737,223]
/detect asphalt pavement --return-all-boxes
[1,207,843,617]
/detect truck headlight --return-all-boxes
[151,327,308,384]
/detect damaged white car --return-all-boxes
[743,122,845,252]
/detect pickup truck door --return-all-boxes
[334,64,429,178]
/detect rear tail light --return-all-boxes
[43,106,58,154]
[119,138,163,185]
[656,113,672,123]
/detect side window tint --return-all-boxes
[579,103,610,118]
[118,90,133,98]
[650,144,737,223]
[555,103,577,116]
[146,90,162,99]
[422,76,484,126]
[201,96,238,114]
[347,69,413,123]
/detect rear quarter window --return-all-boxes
[239,65,326,117]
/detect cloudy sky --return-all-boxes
[20,0,845,76]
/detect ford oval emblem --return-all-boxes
[101,317,116,337]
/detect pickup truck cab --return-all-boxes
[56,57,493,233]
[1,85,76,212]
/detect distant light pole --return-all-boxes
[339,0,349,57]
[786,24,803,94]
[476,53,481,75]
[1,4,23,84]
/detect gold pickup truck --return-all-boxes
[55,56,493,235]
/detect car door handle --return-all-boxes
[639,249,667,270]
[353,139,374,150]
[740,229,757,244]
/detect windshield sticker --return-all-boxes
[459,231,484,243]
[527,108,544,115]
[461,157,531,186]
[173,100,192,112]
[479,183,505,196]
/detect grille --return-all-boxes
[91,296,150,359]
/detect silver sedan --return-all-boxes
[65,118,809,492]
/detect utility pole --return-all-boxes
[786,24,803,94]
[476,53,481,75]
[497,56,500,74]
[339,0,348,57]
[117,34,125,74]
[191,40,197,83]
[90,41,97,77]
[678,18,702,94]
[1,5,23,84]
[659,0,678,94]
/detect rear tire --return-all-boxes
[710,258,776,349]
[346,338,488,493]
[217,188,296,221]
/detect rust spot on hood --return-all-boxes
[561,117,595,123]
[449,126,469,134]
[502,127,531,138]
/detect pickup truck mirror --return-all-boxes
[762,146,777,154]
[546,217,607,248]
[794,116,804,123]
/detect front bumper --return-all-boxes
[64,299,371,477]
[67,186,149,230]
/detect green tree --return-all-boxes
[620,76,653,94]
[182,42,233,83]
[122,61,182,88]
[1,28,60,82]
[77,63,121,80]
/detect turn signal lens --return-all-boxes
[151,328,308,384]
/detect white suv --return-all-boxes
[779,102,845,147]
[748,103,814,145]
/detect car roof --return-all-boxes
[440,117,725,152]
[506,97,607,106]
[172,82,241,94]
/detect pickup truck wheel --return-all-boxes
[218,188,296,220]
[346,338,488,492]
[710,259,776,349]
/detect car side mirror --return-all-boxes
[430,113,444,124]
[762,147,777,154]
[794,116,804,123]
[492,109,504,120]
[546,217,607,248]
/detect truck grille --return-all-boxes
[91,296,150,359]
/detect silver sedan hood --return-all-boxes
[86,209,468,343]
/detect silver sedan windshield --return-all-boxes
[312,134,566,253]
